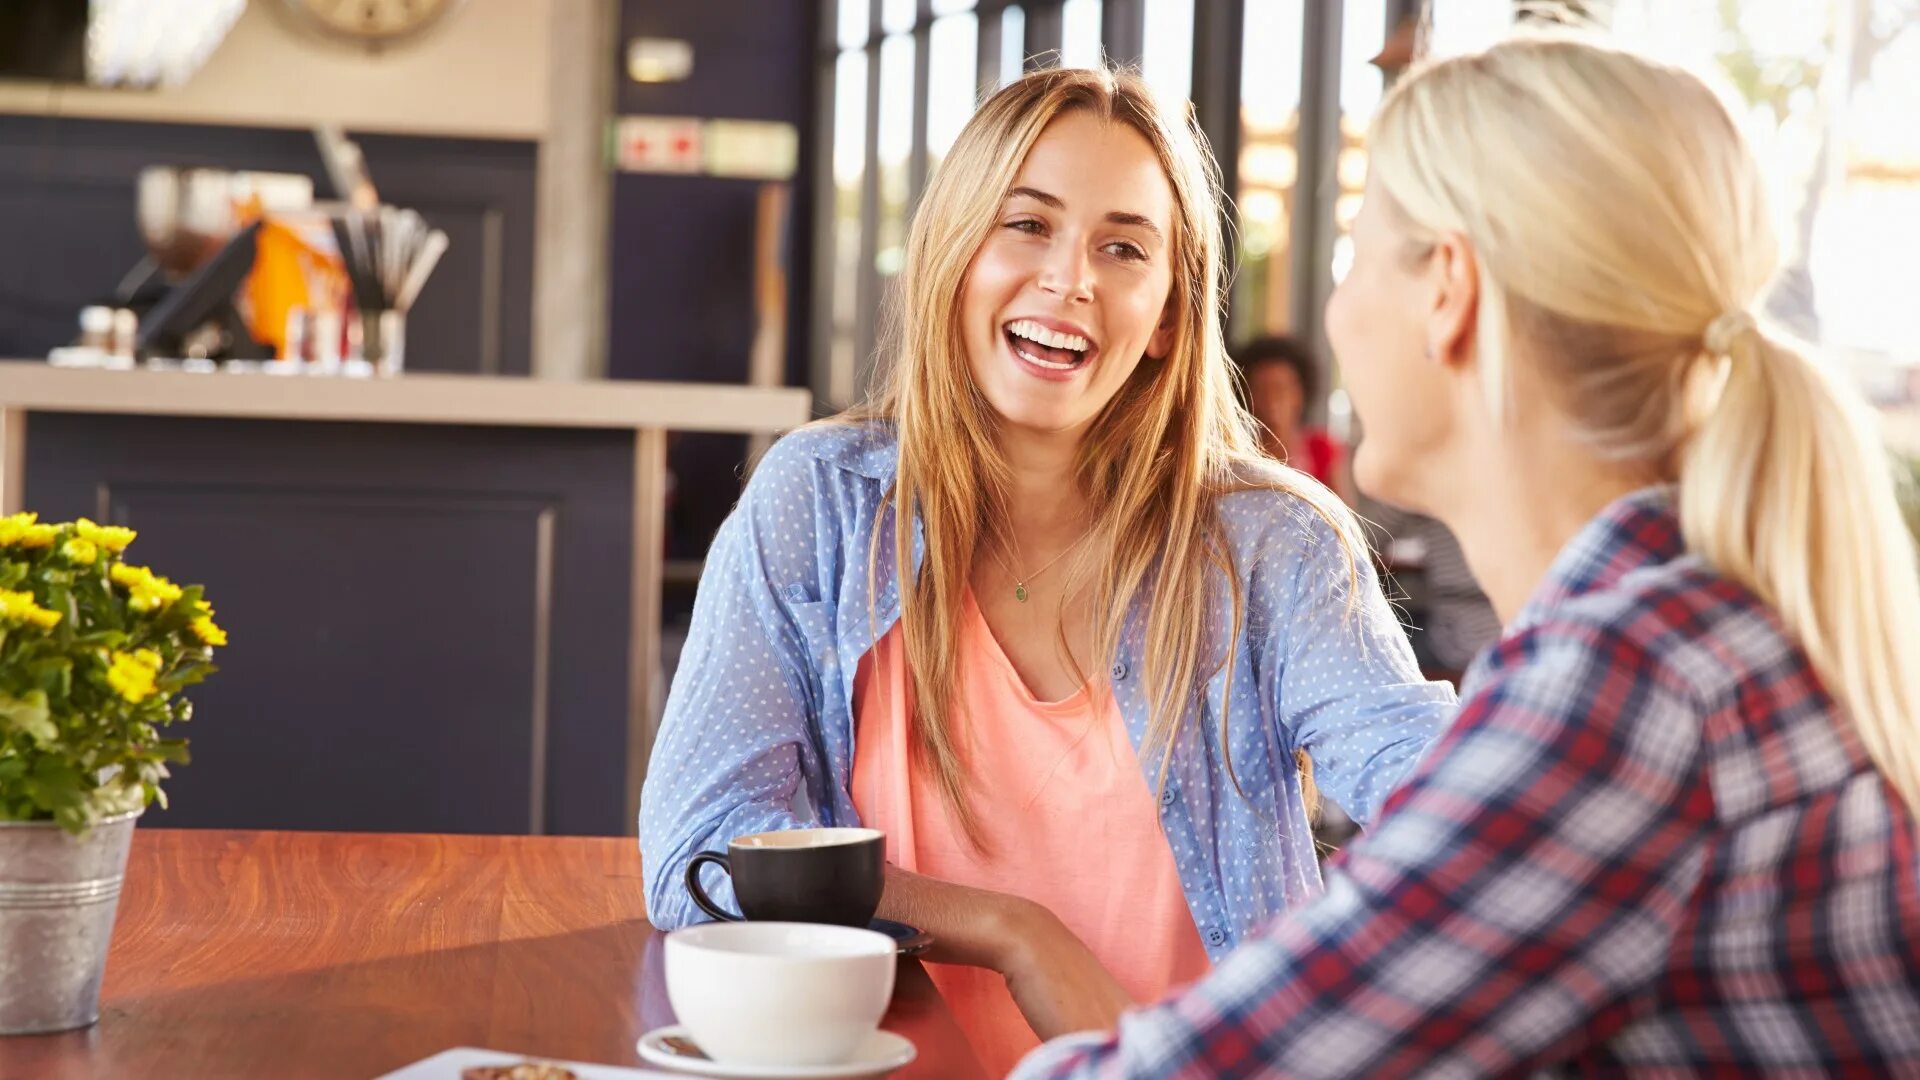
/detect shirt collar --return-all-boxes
[814,419,899,482]
[1509,485,1686,634]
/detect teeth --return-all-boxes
[1013,344,1079,370]
[1007,319,1091,353]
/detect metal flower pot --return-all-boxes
[0,809,139,1035]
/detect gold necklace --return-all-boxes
[986,532,1087,603]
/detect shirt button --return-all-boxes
[1204,927,1228,948]
[1159,787,1176,808]
[783,583,807,603]
[1110,659,1129,681]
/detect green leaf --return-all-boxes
[28,657,72,703]
[23,756,84,815]
[53,803,87,835]
[0,690,53,745]
[159,672,205,694]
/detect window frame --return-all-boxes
[809,0,1390,409]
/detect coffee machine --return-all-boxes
[113,167,317,362]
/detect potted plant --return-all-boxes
[0,514,223,1035]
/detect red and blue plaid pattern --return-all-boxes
[1014,488,1920,1078]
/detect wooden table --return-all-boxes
[0,830,988,1080]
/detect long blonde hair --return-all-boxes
[1370,37,1920,812]
[847,67,1357,840]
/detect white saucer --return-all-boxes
[636,1025,916,1079]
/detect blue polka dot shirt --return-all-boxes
[640,422,1455,958]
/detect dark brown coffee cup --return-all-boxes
[685,827,884,928]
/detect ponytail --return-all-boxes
[1371,37,1920,814]
[1681,317,1920,812]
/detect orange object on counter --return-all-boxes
[238,196,347,356]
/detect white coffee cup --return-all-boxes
[664,921,897,1066]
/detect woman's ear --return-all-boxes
[1426,231,1479,368]
[1146,302,1177,361]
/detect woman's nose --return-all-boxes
[1035,240,1093,303]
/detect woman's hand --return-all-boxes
[997,902,1135,1040]
[877,864,1027,969]
[878,866,1133,1040]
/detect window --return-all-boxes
[1061,0,1104,67]
[875,32,916,279]
[1234,1,1408,345]
[1329,0,1387,287]
[1233,0,1306,342]
[927,11,980,167]
[1430,0,1920,430]
[823,7,871,408]
[998,6,1028,88]
[1141,0,1196,104]
[814,0,1214,408]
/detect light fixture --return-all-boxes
[87,0,247,89]
[627,37,694,84]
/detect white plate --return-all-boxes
[636,1026,916,1079]
[375,1046,677,1079]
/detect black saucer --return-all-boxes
[870,917,933,957]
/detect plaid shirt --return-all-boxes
[1014,488,1920,1078]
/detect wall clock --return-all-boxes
[282,0,464,46]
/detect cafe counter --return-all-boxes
[0,363,811,837]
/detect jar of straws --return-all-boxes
[331,206,448,377]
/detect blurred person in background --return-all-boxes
[1363,500,1500,682]
[1235,335,1496,683]
[1233,335,1353,502]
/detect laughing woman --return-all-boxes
[640,67,1453,1074]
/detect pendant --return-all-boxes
[1014,583,1030,603]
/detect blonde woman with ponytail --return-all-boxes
[640,67,1454,1072]
[1017,36,1920,1080]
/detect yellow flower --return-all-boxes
[0,512,37,547]
[0,588,61,631]
[61,538,97,566]
[74,518,136,553]
[106,648,162,704]
[110,563,183,613]
[0,513,54,548]
[190,614,227,647]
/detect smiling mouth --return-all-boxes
[1004,318,1094,372]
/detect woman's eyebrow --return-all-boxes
[1007,186,1164,242]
